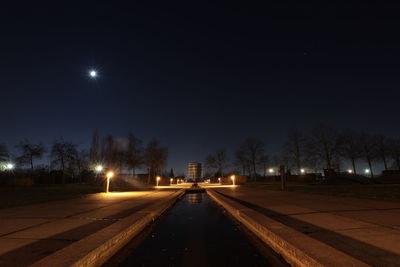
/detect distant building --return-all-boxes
[187,162,202,181]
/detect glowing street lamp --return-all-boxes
[365,169,370,174]
[105,171,114,193]
[95,165,103,173]
[231,175,236,186]
[348,169,353,174]
[268,168,274,174]
[5,163,14,170]
[170,178,173,185]
[218,177,221,184]
[300,169,305,174]
[156,176,161,187]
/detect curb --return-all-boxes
[207,189,369,267]
[30,190,185,267]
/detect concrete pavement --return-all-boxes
[0,185,188,267]
[205,184,400,266]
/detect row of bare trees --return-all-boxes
[88,130,168,178]
[283,124,400,177]
[0,130,168,183]
[205,124,400,180]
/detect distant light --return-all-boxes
[365,169,370,174]
[5,163,14,170]
[231,175,236,186]
[348,169,353,174]
[95,165,103,172]
[300,169,305,174]
[89,70,97,78]
[268,168,274,173]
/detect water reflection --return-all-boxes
[188,193,202,204]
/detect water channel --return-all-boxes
[105,192,288,267]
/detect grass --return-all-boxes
[243,182,400,202]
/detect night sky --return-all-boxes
[1,2,400,173]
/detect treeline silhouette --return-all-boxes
[205,124,400,181]
[0,130,168,185]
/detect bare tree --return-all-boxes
[51,140,78,184]
[234,148,250,176]
[205,148,228,178]
[282,129,307,174]
[375,134,390,171]
[144,139,168,183]
[89,129,100,165]
[338,130,362,175]
[237,138,265,180]
[74,150,88,175]
[359,133,377,178]
[258,154,269,177]
[308,124,340,172]
[126,133,143,176]
[16,140,46,171]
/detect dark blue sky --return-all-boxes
[1,2,400,173]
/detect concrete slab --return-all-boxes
[0,187,187,266]
[207,186,400,266]
[0,218,49,236]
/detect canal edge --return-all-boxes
[30,190,186,267]
[206,189,369,267]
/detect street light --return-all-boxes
[365,169,370,174]
[268,168,274,174]
[156,176,161,187]
[348,169,353,174]
[170,178,173,185]
[105,171,114,193]
[300,169,305,174]
[231,175,235,186]
[218,177,221,184]
[5,163,14,170]
[95,165,103,173]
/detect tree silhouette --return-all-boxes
[237,138,265,180]
[16,140,46,171]
[338,130,362,175]
[144,139,168,183]
[205,148,228,178]
[375,134,390,171]
[360,133,377,178]
[89,129,100,165]
[126,133,143,176]
[282,129,307,174]
[51,140,78,183]
[308,124,340,172]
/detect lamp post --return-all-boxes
[106,171,114,193]
[170,178,173,185]
[156,176,161,187]
[231,175,235,186]
[218,177,221,184]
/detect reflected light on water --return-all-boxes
[188,193,203,204]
